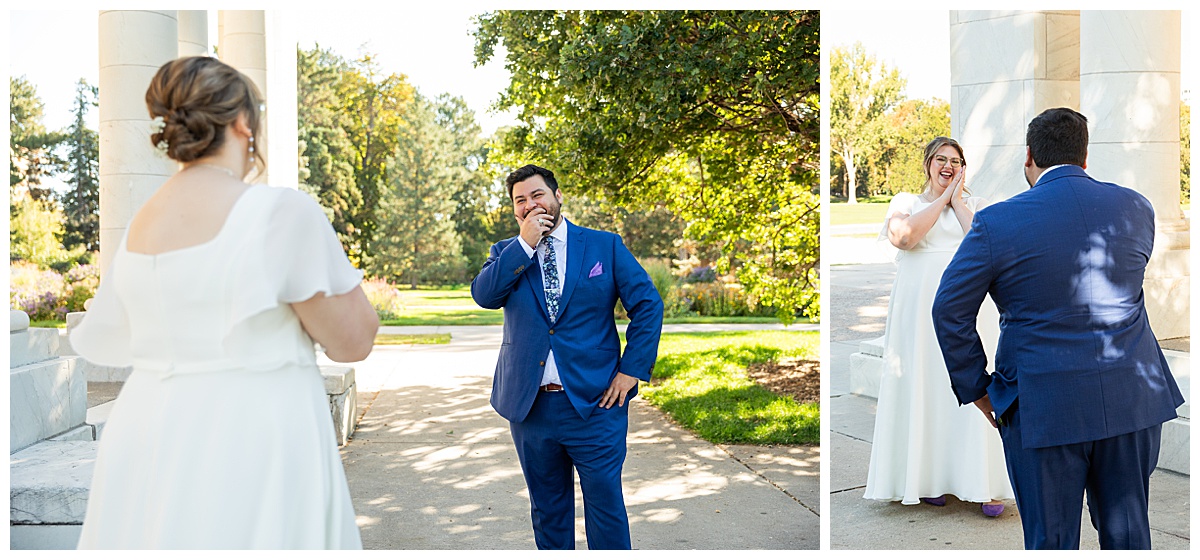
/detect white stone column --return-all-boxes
[98,10,179,274]
[1080,11,1189,339]
[177,10,209,57]
[265,11,298,188]
[218,11,268,185]
[950,10,1079,203]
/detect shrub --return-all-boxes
[638,257,691,318]
[362,277,406,320]
[678,281,777,317]
[9,262,68,321]
[62,262,100,314]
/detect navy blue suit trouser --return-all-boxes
[509,391,631,550]
[999,405,1162,549]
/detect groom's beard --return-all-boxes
[540,205,563,236]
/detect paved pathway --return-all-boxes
[326,322,819,549]
[827,237,1190,550]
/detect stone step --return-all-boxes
[321,365,356,447]
[10,328,63,369]
[85,400,116,440]
[10,357,87,454]
[10,440,97,526]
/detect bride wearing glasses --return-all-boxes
[863,136,1013,517]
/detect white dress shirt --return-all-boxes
[518,221,567,387]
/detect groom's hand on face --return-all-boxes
[518,206,551,248]
[600,372,638,409]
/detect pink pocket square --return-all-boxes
[588,262,604,278]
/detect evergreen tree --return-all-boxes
[57,79,100,252]
[372,95,466,288]
[10,76,63,200]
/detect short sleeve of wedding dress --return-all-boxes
[69,250,133,367]
[876,192,919,263]
[262,188,363,304]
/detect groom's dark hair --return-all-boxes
[506,165,560,199]
[1026,108,1088,168]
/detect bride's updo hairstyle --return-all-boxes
[146,56,263,171]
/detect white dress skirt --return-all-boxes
[71,185,364,548]
[863,193,1014,505]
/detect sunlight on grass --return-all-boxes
[829,201,890,226]
[374,333,451,345]
[641,331,819,445]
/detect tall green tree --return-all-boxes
[10,76,63,200]
[435,94,501,280]
[867,98,950,197]
[297,46,362,261]
[371,95,466,287]
[56,79,100,253]
[829,42,905,204]
[337,54,415,267]
[475,10,820,321]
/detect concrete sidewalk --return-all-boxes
[327,323,819,549]
[828,259,1191,550]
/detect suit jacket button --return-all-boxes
[549,329,555,335]
[539,361,546,366]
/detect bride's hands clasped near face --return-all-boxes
[926,144,966,206]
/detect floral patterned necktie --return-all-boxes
[541,236,560,323]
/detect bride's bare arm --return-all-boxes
[887,195,948,250]
[291,285,379,362]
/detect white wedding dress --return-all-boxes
[71,185,363,549]
[863,192,1014,505]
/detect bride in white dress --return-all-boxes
[70,56,379,549]
[863,137,1013,516]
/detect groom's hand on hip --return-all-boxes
[973,395,998,429]
[600,372,638,409]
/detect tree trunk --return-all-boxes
[840,148,858,204]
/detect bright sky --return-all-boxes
[823,10,1194,104]
[8,9,515,137]
[9,8,1195,146]
[823,10,952,103]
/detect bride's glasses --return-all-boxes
[933,155,964,168]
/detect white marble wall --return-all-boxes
[98,10,180,275]
[177,10,209,57]
[1080,11,1188,339]
[10,356,86,454]
[950,10,1080,203]
[219,11,268,185]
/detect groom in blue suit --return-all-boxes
[933,108,1184,549]
[471,164,663,549]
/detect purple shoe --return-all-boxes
[982,503,1004,517]
[920,495,946,506]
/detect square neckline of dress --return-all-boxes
[122,184,266,259]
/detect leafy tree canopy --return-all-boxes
[475,10,820,321]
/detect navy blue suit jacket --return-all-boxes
[471,221,664,424]
[932,166,1184,449]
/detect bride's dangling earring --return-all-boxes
[248,136,255,163]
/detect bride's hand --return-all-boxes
[949,167,968,207]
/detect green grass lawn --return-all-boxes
[829,201,890,226]
[29,319,66,329]
[380,288,808,326]
[640,330,819,445]
[374,333,451,345]
[381,289,504,325]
